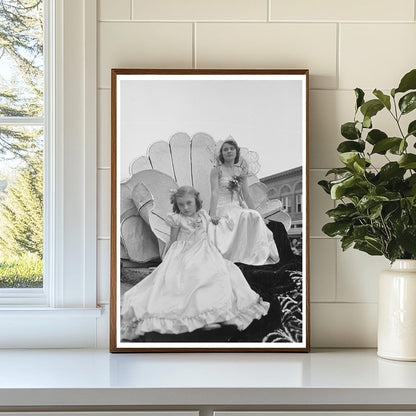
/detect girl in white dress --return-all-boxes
[121,186,269,340]
[209,138,279,266]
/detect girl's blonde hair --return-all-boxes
[170,186,203,213]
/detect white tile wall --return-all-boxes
[132,0,268,21]
[98,22,193,88]
[311,303,378,347]
[96,1,415,347]
[270,0,415,22]
[309,170,334,237]
[310,239,336,302]
[99,0,131,21]
[309,90,354,169]
[98,169,111,239]
[339,24,416,90]
[98,89,111,168]
[97,239,110,304]
[196,23,338,89]
[336,246,389,303]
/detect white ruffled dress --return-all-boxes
[121,209,269,340]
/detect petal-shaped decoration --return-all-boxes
[148,140,174,178]
[128,170,178,244]
[248,182,269,208]
[170,132,192,185]
[190,132,216,210]
[130,155,152,176]
[265,208,292,231]
[131,182,153,223]
[249,182,291,231]
[120,242,129,260]
[120,182,137,223]
[120,214,160,262]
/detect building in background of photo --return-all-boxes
[261,167,302,251]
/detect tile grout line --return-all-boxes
[311,301,378,305]
[97,19,415,24]
[334,231,338,302]
[336,22,340,90]
[267,0,271,22]
[193,22,197,69]
[130,0,133,20]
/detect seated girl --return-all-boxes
[121,186,269,340]
[209,137,279,266]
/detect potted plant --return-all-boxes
[319,68,416,361]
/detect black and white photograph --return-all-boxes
[110,69,309,352]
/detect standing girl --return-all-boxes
[209,137,280,265]
[121,186,269,340]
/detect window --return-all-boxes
[0,0,100,348]
[295,182,302,213]
[280,185,292,213]
[267,187,277,199]
[0,0,44,291]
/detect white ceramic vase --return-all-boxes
[378,259,416,361]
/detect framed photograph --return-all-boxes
[110,69,309,352]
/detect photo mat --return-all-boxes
[110,69,309,352]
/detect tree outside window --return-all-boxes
[0,0,44,288]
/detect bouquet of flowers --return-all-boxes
[227,175,243,193]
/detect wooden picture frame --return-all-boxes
[110,69,310,352]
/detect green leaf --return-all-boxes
[389,139,408,155]
[396,69,416,94]
[322,221,351,237]
[369,203,383,219]
[353,224,374,240]
[407,120,416,138]
[341,235,355,251]
[330,175,365,200]
[360,99,384,119]
[366,129,387,145]
[399,154,416,169]
[341,122,361,140]
[378,162,406,181]
[399,92,416,115]
[353,158,366,173]
[325,167,352,176]
[371,137,402,154]
[397,227,416,255]
[326,203,357,219]
[386,240,402,263]
[354,241,383,256]
[355,88,365,110]
[391,88,396,97]
[373,89,391,110]
[357,195,389,212]
[339,152,360,167]
[337,140,365,153]
[318,180,331,194]
[363,115,372,128]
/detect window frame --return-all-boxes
[0,0,100,348]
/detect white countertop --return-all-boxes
[0,348,416,407]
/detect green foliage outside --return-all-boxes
[0,0,44,288]
[0,252,42,288]
[319,69,416,262]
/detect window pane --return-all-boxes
[0,0,44,117]
[0,126,43,288]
